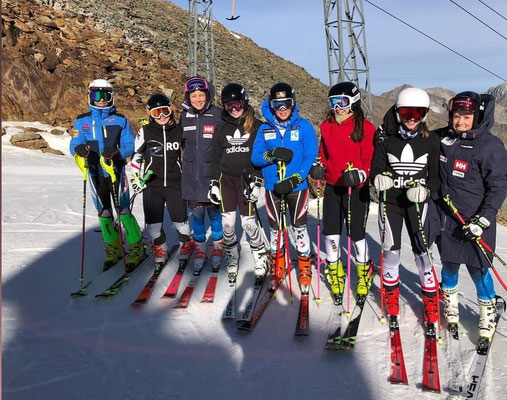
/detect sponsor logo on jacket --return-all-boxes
[226,145,250,154]
[82,122,91,131]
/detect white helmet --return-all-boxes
[88,79,114,109]
[395,87,430,123]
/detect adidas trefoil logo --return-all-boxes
[387,144,428,176]
[226,129,250,145]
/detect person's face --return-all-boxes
[146,105,173,125]
[452,110,474,132]
[402,117,421,131]
[189,90,207,110]
[275,107,292,122]
[334,106,351,116]
[93,99,108,108]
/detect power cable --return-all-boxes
[364,0,506,82]
[478,0,507,22]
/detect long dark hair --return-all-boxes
[326,101,365,143]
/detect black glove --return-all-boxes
[342,168,367,187]
[265,147,293,163]
[75,144,91,158]
[463,215,490,241]
[309,162,325,180]
[102,147,119,160]
[273,174,302,195]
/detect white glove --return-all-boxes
[207,180,221,205]
[374,172,394,192]
[131,172,146,194]
[244,176,263,203]
[406,183,429,203]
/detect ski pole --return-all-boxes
[316,177,323,306]
[345,162,354,316]
[74,154,88,287]
[100,156,128,273]
[379,189,387,323]
[242,170,269,247]
[443,195,507,291]
[277,161,293,302]
[129,169,154,212]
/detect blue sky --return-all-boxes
[170,0,507,95]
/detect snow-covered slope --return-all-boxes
[2,122,506,400]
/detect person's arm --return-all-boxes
[119,117,135,160]
[370,140,388,184]
[131,127,146,173]
[296,121,318,180]
[69,119,87,155]
[251,125,270,168]
[425,134,440,196]
[360,120,376,179]
[210,126,224,180]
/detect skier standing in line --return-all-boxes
[251,83,318,291]
[70,79,144,272]
[370,87,440,324]
[311,82,376,304]
[180,76,224,272]
[130,93,193,270]
[207,83,268,285]
[433,91,507,340]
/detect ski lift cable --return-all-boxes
[477,0,507,23]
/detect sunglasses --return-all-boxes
[184,78,209,92]
[150,106,172,119]
[224,100,244,112]
[398,106,428,122]
[90,89,113,102]
[449,98,476,113]
[270,98,294,111]
[328,94,359,110]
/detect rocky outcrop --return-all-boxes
[9,131,63,155]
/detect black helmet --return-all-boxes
[269,82,295,102]
[448,91,483,129]
[146,93,171,110]
[328,82,360,110]
[221,83,249,107]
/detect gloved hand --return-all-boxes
[244,175,263,203]
[342,168,367,187]
[102,147,119,160]
[406,182,429,203]
[207,179,221,205]
[130,172,147,194]
[463,215,490,241]
[75,144,91,158]
[373,172,394,192]
[309,161,325,180]
[273,174,302,195]
[264,147,293,163]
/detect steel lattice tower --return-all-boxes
[188,0,216,85]
[323,0,373,119]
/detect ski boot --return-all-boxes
[297,253,312,293]
[441,287,459,326]
[223,242,239,285]
[270,251,285,281]
[126,240,146,272]
[212,239,224,267]
[423,293,439,324]
[103,237,122,271]
[383,286,400,319]
[179,238,194,266]
[193,240,207,275]
[251,243,269,286]
[325,259,345,305]
[478,297,497,341]
[152,242,168,272]
[356,260,374,300]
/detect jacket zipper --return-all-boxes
[163,125,167,187]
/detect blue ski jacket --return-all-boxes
[69,105,134,177]
[251,99,318,191]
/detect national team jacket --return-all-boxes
[132,120,183,187]
[70,105,134,177]
[319,115,376,187]
[251,99,318,191]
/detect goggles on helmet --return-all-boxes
[224,100,244,112]
[90,89,113,102]
[398,106,428,122]
[150,106,172,119]
[270,98,294,111]
[449,97,477,113]
[328,94,358,110]
[184,77,209,92]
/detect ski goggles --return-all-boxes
[224,100,244,112]
[150,106,172,119]
[328,94,359,110]
[89,89,113,102]
[449,97,477,113]
[184,77,209,92]
[270,98,294,111]
[398,106,428,122]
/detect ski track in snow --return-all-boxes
[2,122,507,400]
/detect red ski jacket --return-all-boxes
[318,116,376,187]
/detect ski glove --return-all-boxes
[406,183,429,203]
[342,168,367,187]
[264,147,293,163]
[309,161,325,180]
[273,173,302,195]
[373,172,394,192]
[207,179,221,205]
[463,215,490,241]
[130,172,146,194]
[75,144,91,158]
[102,147,119,160]
[244,176,263,203]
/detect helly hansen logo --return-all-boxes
[203,125,215,134]
[453,160,468,172]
